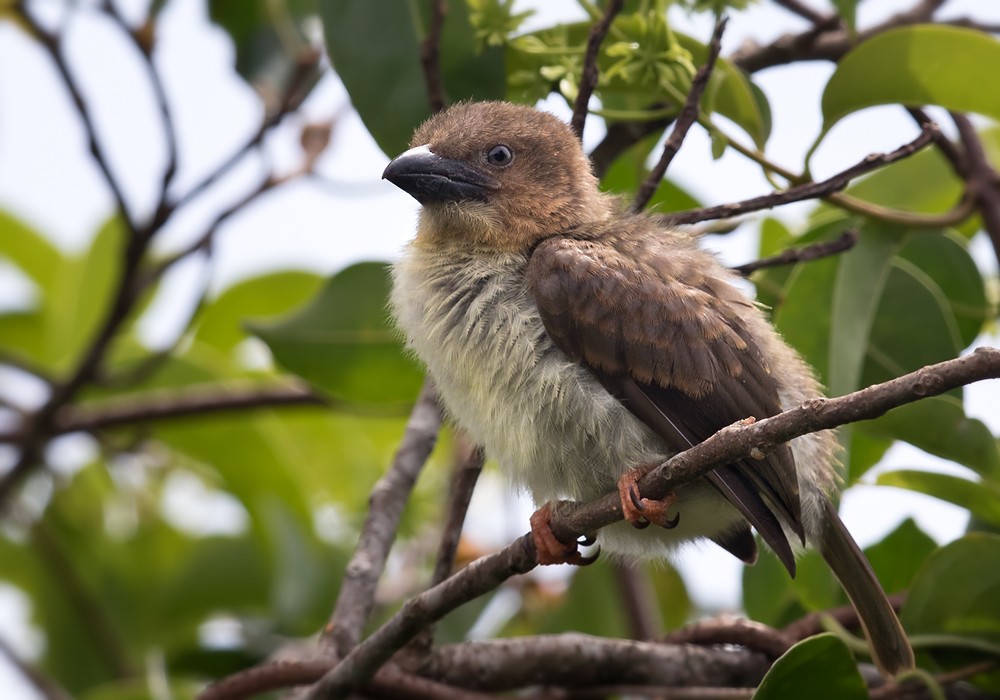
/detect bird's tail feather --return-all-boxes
[817,498,915,676]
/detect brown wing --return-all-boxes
[528,227,803,575]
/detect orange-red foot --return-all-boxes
[618,467,680,529]
[529,502,599,566]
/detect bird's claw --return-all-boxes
[529,502,600,566]
[618,467,680,530]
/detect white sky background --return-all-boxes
[1,0,999,696]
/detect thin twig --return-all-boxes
[906,107,966,176]
[570,0,624,141]
[305,348,1000,698]
[953,112,1000,272]
[660,124,938,227]
[98,1,178,235]
[0,636,73,700]
[431,436,485,586]
[420,0,448,114]
[630,17,727,213]
[731,229,857,277]
[321,379,444,657]
[783,593,907,643]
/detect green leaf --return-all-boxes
[903,533,1000,645]
[743,546,804,627]
[830,0,857,32]
[753,634,868,700]
[877,471,1000,528]
[829,224,900,397]
[322,0,505,157]
[646,562,691,631]
[863,518,937,594]
[821,26,1000,134]
[193,270,324,354]
[532,562,629,638]
[250,262,424,404]
[862,396,1000,479]
[895,232,988,348]
[845,428,892,484]
[0,209,62,289]
[599,134,702,212]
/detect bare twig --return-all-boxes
[431,436,485,586]
[731,229,857,277]
[321,379,444,657]
[570,0,624,141]
[660,124,937,227]
[631,17,728,213]
[420,0,448,114]
[953,112,1000,271]
[306,348,1000,697]
[783,592,907,643]
[0,636,73,700]
[98,1,178,234]
[906,107,966,176]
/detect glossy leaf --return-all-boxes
[877,471,1000,527]
[250,262,424,403]
[323,0,505,157]
[752,634,867,700]
[822,26,1000,133]
[903,534,1000,645]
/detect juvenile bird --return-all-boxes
[384,100,913,675]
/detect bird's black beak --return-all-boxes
[382,145,500,205]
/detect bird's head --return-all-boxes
[383,101,611,252]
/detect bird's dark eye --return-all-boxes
[486,144,513,167]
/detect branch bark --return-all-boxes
[306,348,1000,697]
[570,0,624,141]
[321,379,444,657]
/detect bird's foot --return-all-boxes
[618,466,680,529]
[529,502,599,566]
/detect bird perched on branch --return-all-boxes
[384,100,913,676]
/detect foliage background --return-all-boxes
[0,0,999,698]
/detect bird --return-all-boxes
[383,100,914,676]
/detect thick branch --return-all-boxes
[306,348,1000,697]
[660,124,937,227]
[412,634,768,691]
[570,0,624,141]
[321,379,444,656]
[630,17,727,213]
[420,0,447,114]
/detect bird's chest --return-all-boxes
[391,248,664,502]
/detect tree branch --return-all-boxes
[431,437,484,586]
[570,0,624,141]
[660,123,937,227]
[630,17,727,213]
[321,379,444,657]
[952,112,1000,271]
[305,348,1000,697]
[731,229,857,277]
[420,0,448,114]
[410,634,768,691]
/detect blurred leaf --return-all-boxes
[830,0,857,32]
[863,518,937,594]
[646,562,691,631]
[862,397,1000,479]
[208,0,320,97]
[193,270,324,353]
[790,550,843,612]
[821,26,1000,134]
[250,262,424,404]
[323,0,505,157]
[903,534,1000,652]
[743,546,804,627]
[599,134,702,212]
[845,428,892,484]
[0,209,62,288]
[752,634,867,700]
[878,471,1000,528]
[771,251,839,386]
[531,562,628,638]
